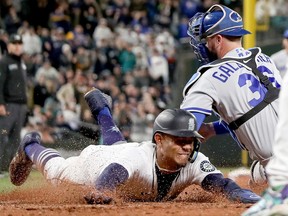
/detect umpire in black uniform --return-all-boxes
[0,34,28,175]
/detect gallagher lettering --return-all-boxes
[212,63,243,82]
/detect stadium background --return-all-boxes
[0,0,288,167]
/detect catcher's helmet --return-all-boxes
[153,109,203,140]
[201,4,251,38]
[152,108,203,162]
[187,4,250,65]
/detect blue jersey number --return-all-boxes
[238,66,280,107]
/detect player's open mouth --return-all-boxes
[178,153,190,159]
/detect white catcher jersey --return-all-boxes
[43,141,222,201]
[181,47,282,164]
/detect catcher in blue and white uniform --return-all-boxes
[181,4,282,186]
[9,88,260,204]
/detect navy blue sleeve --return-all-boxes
[201,173,241,194]
[201,173,261,203]
[95,163,129,191]
[212,121,229,134]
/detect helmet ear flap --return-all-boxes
[189,138,201,163]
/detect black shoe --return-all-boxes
[84,88,112,115]
[9,132,41,186]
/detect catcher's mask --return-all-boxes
[187,4,251,65]
[152,109,203,162]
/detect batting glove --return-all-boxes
[228,189,261,204]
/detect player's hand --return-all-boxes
[227,188,261,204]
[84,191,113,205]
[198,122,216,142]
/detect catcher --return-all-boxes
[181,4,282,186]
[9,88,260,204]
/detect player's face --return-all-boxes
[156,133,195,170]
[206,35,220,59]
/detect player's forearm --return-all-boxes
[85,163,129,205]
[201,173,240,193]
[95,163,129,191]
[201,173,260,203]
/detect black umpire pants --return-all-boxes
[0,103,27,172]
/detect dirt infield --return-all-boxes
[0,174,265,216]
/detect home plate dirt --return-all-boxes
[0,173,266,216]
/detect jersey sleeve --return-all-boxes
[105,143,153,177]
[185,152,222,185]
[180,74,217,116]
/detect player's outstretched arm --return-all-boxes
[201,173,261,204]
[198,122,216,141]
[198,121,229,142]
[84,163,129,204]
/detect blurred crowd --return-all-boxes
[0,0,242,144]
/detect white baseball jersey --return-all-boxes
[181,47,282,165]
[43,141,222,201]
[266,72,288,187]
[271,49,288,78]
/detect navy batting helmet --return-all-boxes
[152,108,203,162]
[153,109,203,140]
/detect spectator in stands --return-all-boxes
[33,73,51,108]
[72,46,92,73]
[93,18,113,48]
[0,29,8,58]
[81,4,100,37]
[49,27,67,69]
[179,0,202,18]
[155,0,177,30]
[3,5,22,35]
[118,39,137,74]
[35,57,60,84]
[21,26,42,56]
[49,2,71,33]
[39,28,53,60]
[58,43,73,71]
[56,69,76,105]
[148,48,169,86]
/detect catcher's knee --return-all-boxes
[249,160,267,187]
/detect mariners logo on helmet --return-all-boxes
[152,108,203,139]
[188,118,196,131]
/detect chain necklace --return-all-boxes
[155,160,182,173]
